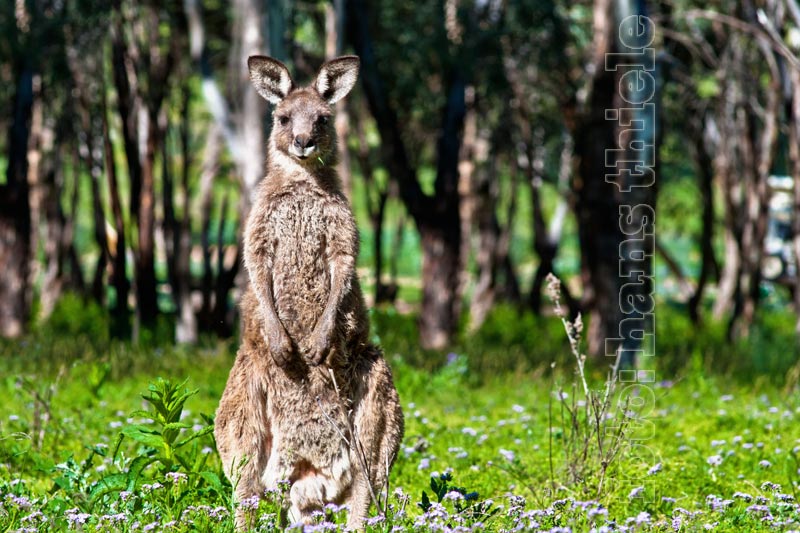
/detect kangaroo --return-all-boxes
[214,55,404,530]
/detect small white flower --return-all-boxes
[629,486,645,499]
[647,462,662,475]
[443,491,464,501]
[499,449,515,462]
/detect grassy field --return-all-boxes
[1,302,800,532]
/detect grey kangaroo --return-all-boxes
[214,55,404,530]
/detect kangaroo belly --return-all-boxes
[263,370,354,508]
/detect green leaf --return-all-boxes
[121,425,165,449]
[418,490,431,512]
[162,422,191,431]
[89,474,128,506]
[199,471,224,494]
[126,455,158,490]
[174,425,214,450]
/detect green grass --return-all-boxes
[1,302,800,532]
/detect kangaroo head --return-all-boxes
[248,55,359,165]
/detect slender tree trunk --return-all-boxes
[39,166,63,318]
[212,193,240,336]
[738,27,780,336]
[528,129,548,314]
[111,17,142,224]
[468,121,514,331]
[325,0,352,198]
[232,0,267,209]
[688,116,716,322]
[81,104,108,306]
[26,74,44,300]
[528,131,575,315]
[495,158,521,303]
[135,111,160,327]
[712,28,779,338]
[389,211,406,289]
[458,85,478,313]
[102,83,130,337]
[175,86,197,343]
[39,133,68,318]
[352,107,398,304]
[0,64,34,337]
[66,148,87,294]
[468,160,501,331]
[198,126,222,330]
[789,65,800,337]
[712,83,741,321]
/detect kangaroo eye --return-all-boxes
[318,115,329,125]
[278,115,290,126]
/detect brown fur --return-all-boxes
[214,56,404,530]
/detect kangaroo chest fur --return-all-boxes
[258,180,360,340]
[249,176,368,348]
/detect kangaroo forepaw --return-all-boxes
[267,328,295,367]
[301,333,330,366]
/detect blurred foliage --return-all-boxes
[6,293,798,388]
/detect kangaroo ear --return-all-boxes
[248,56,294,104]
[314,56,360,105]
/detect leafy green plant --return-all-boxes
[418,471,497,524]
[90,379,224,507]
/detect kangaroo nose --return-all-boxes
[293,136,314,149]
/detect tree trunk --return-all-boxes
[418,220,461,349]
[789,65,800,337]
[468,130,514,331]
[111,19,142,224]
[212,194,240,337]
[325,0,352,198]
[101,83,130,338]
[573,0,658,364]
[495,160,522,304]
[352,107,395,304]
[348,0,464,349]
[737,24,780,336]
[711,27,780,338]
[26,74,44,302]
[574,86,622,359]
[0,65,34,338]
[123,2,175,334]
[39,140,69,319]
[198,126,222,330]
[687,116,716,323]
[468,160,501,331]
[418,72,465,349]
[135,111,160,328]
[232,0,268,209]
[175,86,197,343]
